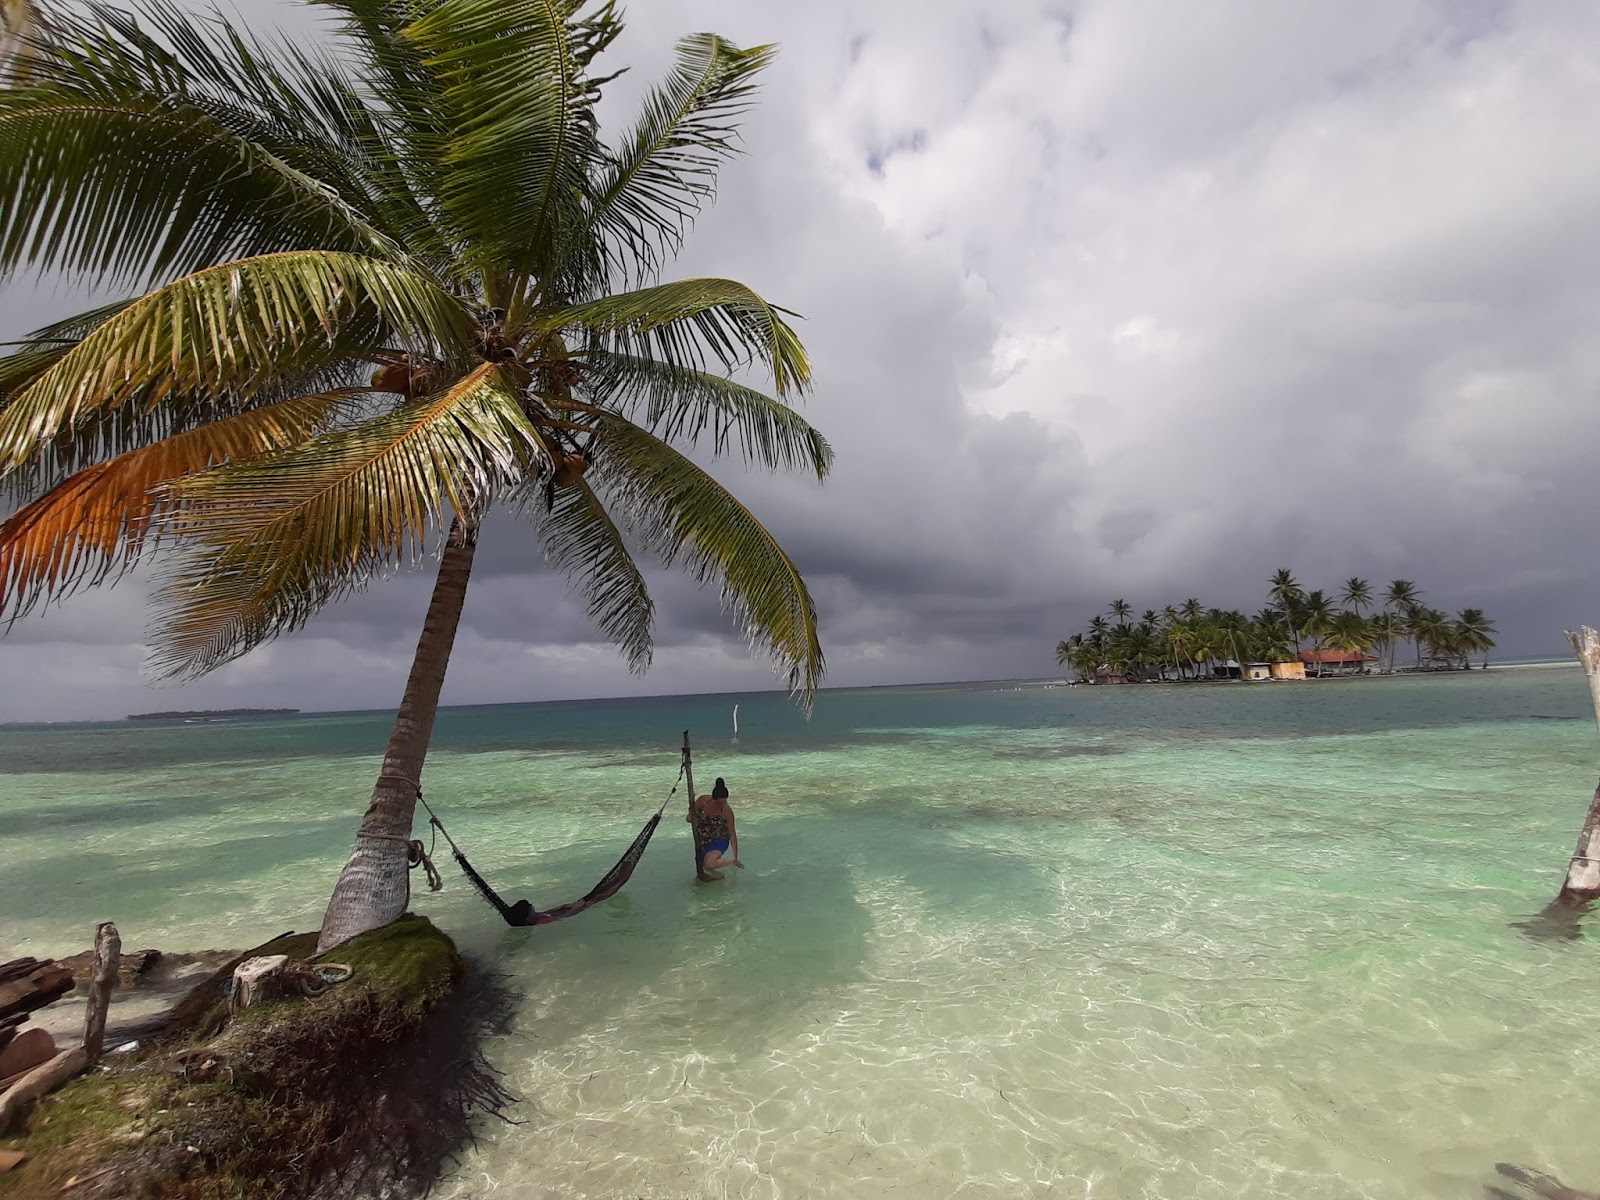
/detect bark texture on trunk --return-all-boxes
[1556,627,1600,906]
[1556,781,1600,906]
[81,922,120,1065]
[317,520,479,954]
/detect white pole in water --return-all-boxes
[732,704,739,741]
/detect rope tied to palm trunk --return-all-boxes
[359,773,445,892]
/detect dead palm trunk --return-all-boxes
[1554,626,1600,906]
[317,517,479,953]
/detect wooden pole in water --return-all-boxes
[683,731,707,881]
[1557,628,1600,905]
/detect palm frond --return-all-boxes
[554,278,811,398]
[582,34,774,285]
[578,351,831,478]
[400,0,602,289]
[151,365,545,678]
[0,299,140,431]
[0,389,359,620]
[0,3,411,282]
[0,251,473,471]
[512,471,655,671]
[590,412,823,707]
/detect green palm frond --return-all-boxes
[578,351,831,478]
[0,251,473,471]
[581,33,775,284]
[0,389,360,620]
[0,4,408,281]
[590,411,822,707]
[401,0,601,290]
[554,278,810,398]
[151,365,545,678]
[517,472,655,671]
[0,299,149,452]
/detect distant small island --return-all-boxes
[125,708,300,721]
[1056,572,1496,684]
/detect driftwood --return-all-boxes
[0,1048,88,1133]
[0,1013,23,1054]
[0,959,45,987]
[0,960,73,1023]
[1557,628,1600,905]
[81,922,121,1064]
[0,1028,58,1088]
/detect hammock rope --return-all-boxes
[413,761,686,928]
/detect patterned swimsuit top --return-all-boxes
[692,799,729,844]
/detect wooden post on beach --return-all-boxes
[82,922,120,1064]
[1557,628,1600,905]
[683,730,707,881]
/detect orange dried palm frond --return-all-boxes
[0,389,360,619]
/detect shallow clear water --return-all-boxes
[3,666,1598,1199]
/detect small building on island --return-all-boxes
[1297,649,1377,677]
[1270,661,1307,680]
[1244,663,1273,682]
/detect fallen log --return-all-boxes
[0,1047,88,1134]
[0,959,44,988]
[0,962,73,1022]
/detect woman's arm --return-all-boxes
[725,803,743,866]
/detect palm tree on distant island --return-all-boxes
[1455,608,1498,669]
[1341,577,1372,615]
[1053,572,1495,684]
[0,0,831,951]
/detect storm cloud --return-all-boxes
[3,0,1598,721]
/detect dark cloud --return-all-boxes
[3,0,1597,721]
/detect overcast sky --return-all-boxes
[4,0,1599,722]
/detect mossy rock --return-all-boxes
[0,916,486,1200]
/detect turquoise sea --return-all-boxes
[3,665,1599,1199]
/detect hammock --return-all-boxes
[416,769,681,928]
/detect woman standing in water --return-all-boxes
[689,777,742,879]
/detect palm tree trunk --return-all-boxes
[317,517,479,954]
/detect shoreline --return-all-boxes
[0,918,512,1199]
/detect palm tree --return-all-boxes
[1323,612,1377,673]
[1382,579,1421,670]
[1055,635,1087,679]
[1268,568,1302,610]
[1108,598,1133,626]
[0,1,831,951]
[1454,608,1497,669]
[1299,590,1335,649]
[1383,580,1421,611]
[1341,577,1372,615]
[1368,612,1400,674]
[1409,608,1449,669]
[1268,569,1304,654]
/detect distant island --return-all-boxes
[1056,572,1496,684]
[125,708,300,721]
